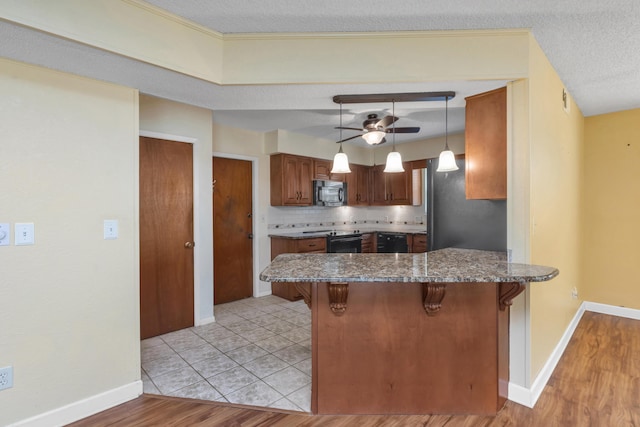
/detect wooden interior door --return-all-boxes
[139,137,194,339]
[213,157,253,305]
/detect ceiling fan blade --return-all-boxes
[376,115,398,129]
[335,134,362,143]
[335,126,365,131]
[386,127,420,134]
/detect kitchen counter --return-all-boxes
[259,248,558,416]
[259,248,558,283]
[267,227,427,239]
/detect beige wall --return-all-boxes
[527,38,584,378]
[0,58,140,426]
[582,109,640,308]
[139,95,215,323]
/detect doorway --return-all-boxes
[139,136,195,339]
[213,156,254,305]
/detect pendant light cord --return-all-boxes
[392,100,396,150]
[338,103,344,153]
[444,96,450,151]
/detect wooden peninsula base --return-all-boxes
[260,249,559,415]
[303,281,515,415]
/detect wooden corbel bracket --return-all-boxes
[294,283,312,309]
[327,282,349,316]
[422,283,446,316]
[499,282,526,311]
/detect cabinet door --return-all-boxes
[465,87,507,200]
[313,159,332,181]
[283,155,302,205]
[411,233,428,253]
[298,157,313,204]
[345,164,368,205]
[386,164,412,205]
[361,232,375,253]
[355,165,370,205]
[371,164,412,205]
[371,165,388,205]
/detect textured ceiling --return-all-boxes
[1,1,638,145]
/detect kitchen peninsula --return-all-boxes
[260,248,558,415]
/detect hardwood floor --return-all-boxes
[69,312,640,426]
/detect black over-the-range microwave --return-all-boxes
[313,180,347,206]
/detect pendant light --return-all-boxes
[436,96,458,172]
[331,103,351,174]
[384,101,404,173]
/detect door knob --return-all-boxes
[184,241,195,248]
[247,233,253,239]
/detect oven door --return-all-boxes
[327,236,362,253]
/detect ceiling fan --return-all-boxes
[332,91,455,145]
[335,113,419,145]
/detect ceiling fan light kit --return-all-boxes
[362,130,386,145]
[436,95,459,173]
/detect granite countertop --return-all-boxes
[259,248,559,284]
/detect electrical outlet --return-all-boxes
[571,287,578,299]
[0,366,13,391]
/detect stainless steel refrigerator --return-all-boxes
[427,157,506,252]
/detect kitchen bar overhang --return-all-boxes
[260,248,558,415]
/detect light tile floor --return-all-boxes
[141,295,312,412]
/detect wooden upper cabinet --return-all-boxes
[270,154,313,206]
[345,164,370,205]
[465,87,507,200]
[371,164,413,205]
[313,159,332,181]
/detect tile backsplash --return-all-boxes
[268,205,426,231]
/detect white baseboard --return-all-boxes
[584,301,640,320]
[196,316,216,326]
[11,381,142,427]
[509,301,640,408]
[508,302,586,408]
[255,289,273,298]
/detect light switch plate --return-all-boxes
[0,223,9,246]
[15,223,35,245]
[104,219,118,240]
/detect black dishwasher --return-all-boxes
[376,232,408,253]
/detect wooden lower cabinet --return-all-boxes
[410,233,428,253]
[360,232,375,253]
[270,236,326,300]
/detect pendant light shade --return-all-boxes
[436,149,458,172]
[384,101,404,173]
[436,96,459,172]
[331,103,351,174]
[362,130,386,145]
[331,145,351,173]
[384,150,405,172]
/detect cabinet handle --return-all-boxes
[308,244,316,247]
